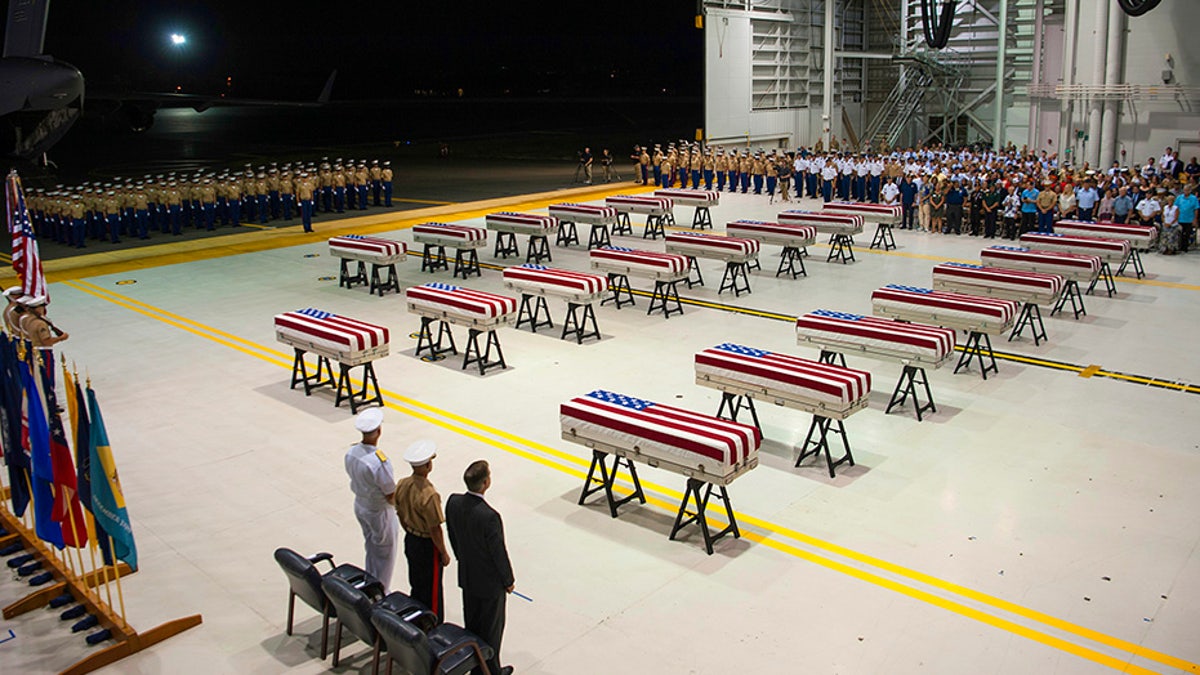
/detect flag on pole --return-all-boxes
[64,366,111,563]
[87,385,137,570]
[21,355,63,548]
[5,171,47,301]
[0,336,31,516]
[41,359,87,547]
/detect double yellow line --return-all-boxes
[62,278,1196,674]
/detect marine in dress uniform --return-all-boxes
[393,439,450,620]
[19,295,68,353]
[370,160,383,206]
[702,150,715,190]
[279,170,295,221]
[2,287,26,338]
[356,163,370,210]
[739,152,752,193]
[652,145,663,186]
[344,408,399,590]
[296,173,315,232]
[333,165,347,213]
[715,150,728,191]
[381,162,394,206]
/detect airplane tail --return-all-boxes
[317,69,337,105]
[3,0,51,58]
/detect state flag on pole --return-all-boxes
[0,337,32,516]
[21,356,63,548]
[5,171,48,301]
[40,360,87,547]
[64,366,111,563]
[87,385,137,570]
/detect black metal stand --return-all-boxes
[578,450,645,518]
[1116,249,1144,278]
[683,256,705,288]
[556,221,579,247]
[453,248,481,279]
[369,263,400,296]
[715,392,760,430]
[1086,262,1117,297]
[602,273,636,309]
[817,349,847,367]
[776,246,807,278]
[415,317,458,360]
[613,212,633,236]
[515,294,554,333]
[643,215,665,240]
[670,478,739,555]
[954,330,998,380]
[561,302,601,344]
[647,280,684,318]
[1009,302,1048,345]
[869,223,896,250]
[527,235,552,263]
[1050,280,1086,319]
[692,206,712,230]
[420,243,449,273]
[339,259,368,289]
[493,231,519,259]
[463,328,506,375]
[718,262,752,296]
[796,416,854,478]
[886,365,936,421]
[827,234,856,264]
[587,224,611,250]
[335,361,382,413]
[290,348,335,394]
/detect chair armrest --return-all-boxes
[307,551,335,571]
[435,639,493,675]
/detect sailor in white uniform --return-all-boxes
[343,407,399,589]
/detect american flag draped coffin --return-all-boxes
[274,308,390,365]
[796,309,956,367]
[871,284,1020,334]
[695,343,871,419]
[823,202,902,224]
[778,210,864,236]
[980,246,1101,284]
[327,235,407,264]
[501,264,609,304]
[589,246,690,280]
[654,188,721,208]
[485,212,560,236]
[411,222,488,249]
[604,195,674,215]
[932,262,1065,304]
[1054,220,1157,249]
[664,232,760,263]
[404,282,518,329]
[724,220,817,248]
[560,390,761,486]
[1019,232,1130,265]
[548,203,618,225]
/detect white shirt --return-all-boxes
[1136,197,1160,217]
[345,442,395,511]
[1162,204,1179,226]
[881,182,900,204]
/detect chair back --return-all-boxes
[372,607,433,674]
[273,547,328,615]
[322,575,378,647]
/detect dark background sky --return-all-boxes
[34,1,704,99]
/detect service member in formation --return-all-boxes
[702,149,715,190]
[332,164,347,213]
[296,172,316,233]
[393,439,450,619]
[3,287,26,337]
[343,408,399,589]
[714,149,728,192]
[19,295,68,350]
[370,160,383,206]
[279,170,295,221]
[355,162,371,209]
[381,161,394,206]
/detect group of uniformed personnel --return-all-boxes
[22,158,397,245]
[3,286,69,351]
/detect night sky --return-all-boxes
[35,1,704,100]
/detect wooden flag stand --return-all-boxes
[0,491,202,675]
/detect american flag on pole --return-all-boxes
[6,171,47,301]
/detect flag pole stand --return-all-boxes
[0,495,201,675]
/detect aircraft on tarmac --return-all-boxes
[0,0,334,161]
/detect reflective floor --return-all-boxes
[1,185,1198,674]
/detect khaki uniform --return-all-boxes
[394,474,446,617]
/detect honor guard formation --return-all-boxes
[21,157,395,245]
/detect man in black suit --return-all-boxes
[445,460,515,675]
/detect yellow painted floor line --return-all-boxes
[62,278,1199,674]
[391,197,455,206]
[1080,364,1103,378]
